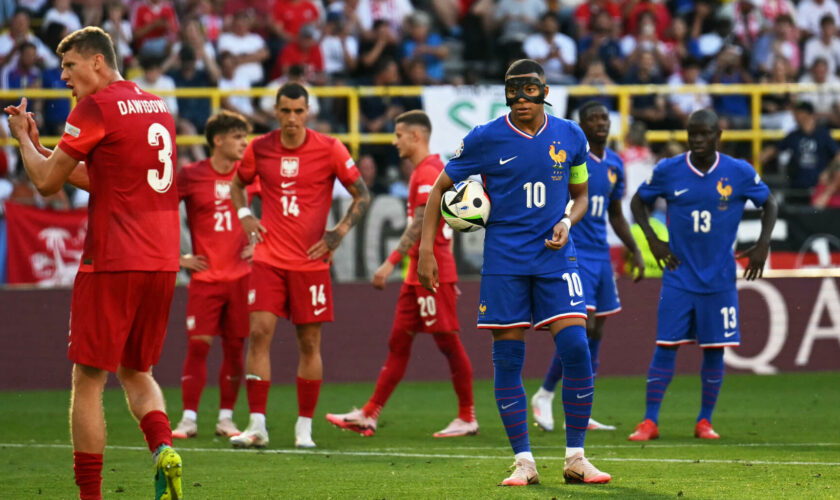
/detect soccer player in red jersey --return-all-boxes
[326,110,478,438]
[171,111,252,441]
[5,27,183,500]
[229,82,370,449]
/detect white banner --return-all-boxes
[423,85,568,159]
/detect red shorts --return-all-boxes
[185,274,250,339]
[69,271,176,372]
[393,282,460,334]
[249,261,333,324]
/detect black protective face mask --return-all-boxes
[504,76,552,107]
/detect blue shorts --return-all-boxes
[656,285,740,348]
[578,255,621,316]
[476,269,588,330]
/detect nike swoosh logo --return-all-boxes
[706,379,721,383]
[281,181,296,188]
[314,307,327,315]
[570,300,584,306]
[499,156,518,165]
[646,378,660,383]
[724,331,737,338]
[424,319,437,326]
[674,189,689,196]
[577,391,594,399]
[500,401,518,410]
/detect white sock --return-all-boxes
[218,409,233,421]
[249,413,266,429]
[535,387,554,399]
[514,451,535,463]
[296,416,312,433]
[566,447,584,458]
[182,409,197,422]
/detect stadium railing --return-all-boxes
[1,82,838,174]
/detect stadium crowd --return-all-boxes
[2,0,840,212]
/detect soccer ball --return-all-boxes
[440,179,490,232]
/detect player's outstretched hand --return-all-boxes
[629,250,645,282]
[372,261,394,290]
[418,251,439,293]
[649,237,680,270]
[180,254,209,272]
[545,220,569,250]
[241,215,267,244]
[736,243,769,280]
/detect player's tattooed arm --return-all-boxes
[396,206,424,255]
[321,177,371,252]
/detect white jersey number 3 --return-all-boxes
[146,123,174,193]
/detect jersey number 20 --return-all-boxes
[146,123,174,193]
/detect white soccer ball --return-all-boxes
[440,179,490,232]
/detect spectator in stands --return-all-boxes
[665,17,702,69]
[812,160,840,208]
[0,9,59,69]
[193,0,223,43]
[164,16,218,75]
[0,41,44,128]
[760,58,796,132]
[133,55,178,116]
[428,0,465,38]
[796,0,840,40]
[217,51,269,131]
[77,0,105,28]
[131,0,179,58]
[573,0,621,38]
[622,10,675,76]
[274,23,326,84]
[38,22,69,136]
[623,50,668,129]
[667,57,711,128]
[327,0,365,40]
[622,0,671,41]
[804,15,840,76]
[760,100,840,204]
[360,59,406,134]
[522,12,577,84]
[493,0,546,69]
[719,0,766,50]
[577,59,616,110]
[43,0,82,35]
[271,0,323,44]
[168,46,218,133]
[321,11,359,83]
[710,45,753,130]
[221,0,273,39]
[217,11,270,85]
[356,0,414,39]
[400,11,448,83]
[358,19,400,82]
[0,1,15,28]
[751,13,800,77]
[102,1,134,70]
[578,9,624,81]
[798,57,840,127]
[759,0,796,27]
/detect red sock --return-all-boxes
[434,333,475,422]
[219,337,244,410]
[297,377,322,418]
[246,378,270,415]
[74,451,103,500]
[181,339,211,412]
[139,410,172,452]
[364,328,413,417]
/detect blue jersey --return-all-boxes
[636,152,770,293]
[445,113,589,275]
[572,148,625,260]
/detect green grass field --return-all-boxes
[2,372,838,499]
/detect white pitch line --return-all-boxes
[3,443,840,467]
[391,442,840,451]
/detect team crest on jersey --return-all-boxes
[717,178,732,210]
[281,157,299,177]
[452,140,464,159]
[478,302,487,316]
[549,142,566,181]
[607,167,618,188]
[214,180,231,200]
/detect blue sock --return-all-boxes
[588,337,602,378]
[492,339,529,454]
[540,354,563,392]
[555,325,592,448]
[698,348,725,423]
[644,346,677,424]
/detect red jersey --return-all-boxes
[238,129,360,271]
[272,0,321,37]
[131,3,179,45]
[57,80,179,272]
[177,159,250,283]
[405,154,457,285]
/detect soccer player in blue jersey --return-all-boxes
[418,59,611,486]
[628,109,777,441]
[531,101,645,433]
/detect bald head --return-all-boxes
[687,109,719,131]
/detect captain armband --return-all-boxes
[569,163,588,184]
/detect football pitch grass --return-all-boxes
[2,372,838,499]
